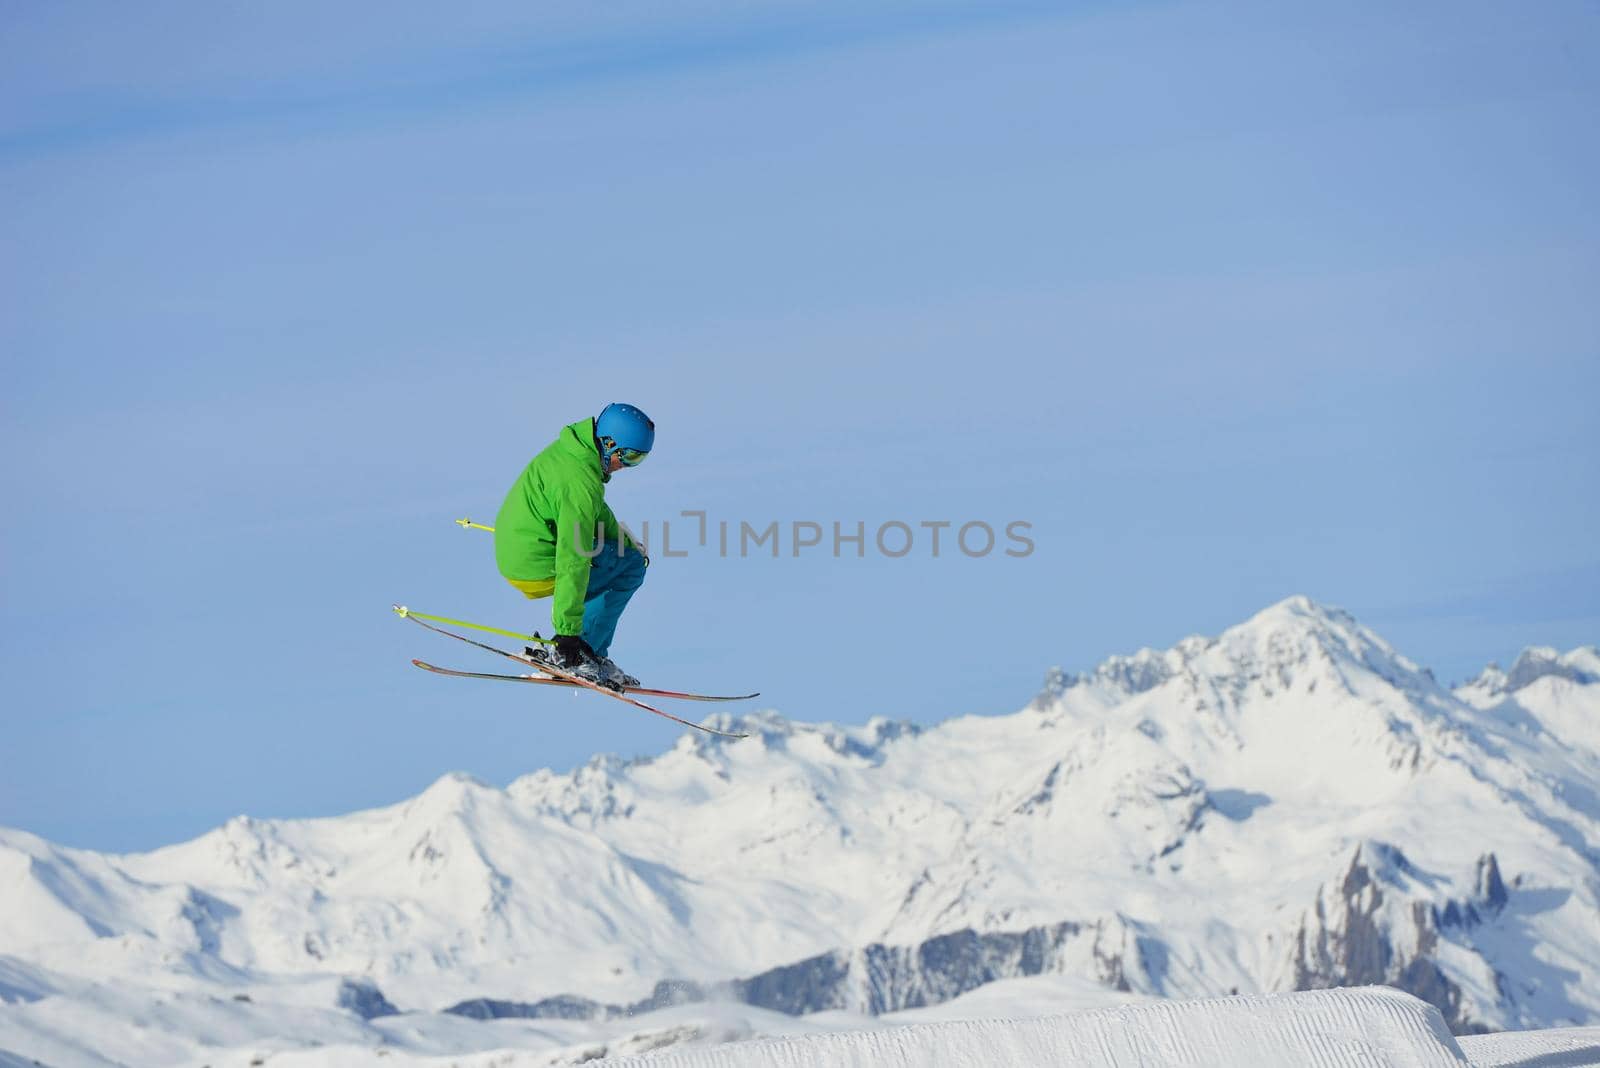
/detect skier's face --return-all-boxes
[606,452,627,473]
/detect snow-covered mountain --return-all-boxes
[2,596,1597,1066]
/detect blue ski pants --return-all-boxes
[581,537,647,657]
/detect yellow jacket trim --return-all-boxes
[505,575,557,599]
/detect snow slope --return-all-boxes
[2,597,1596,1066]
[1460,1024,1600,1067]
[156,988,1600,1068]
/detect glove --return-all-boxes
[552,634,596,667]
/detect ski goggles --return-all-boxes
[616,447,649,467]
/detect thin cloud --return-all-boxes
[0,1,1120,162]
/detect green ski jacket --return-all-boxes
[494,417,632,635]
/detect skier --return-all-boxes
[493,403,653,689]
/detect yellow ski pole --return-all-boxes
[393,605,549,646]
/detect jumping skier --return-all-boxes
[493,403,653,689]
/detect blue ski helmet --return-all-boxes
[595,402,655,468]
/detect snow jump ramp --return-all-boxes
[609,987,1600,1067]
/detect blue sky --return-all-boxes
[2,0,1596,852]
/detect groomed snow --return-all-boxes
[600,987,1473,1068]
[1460,1025,1600,1067]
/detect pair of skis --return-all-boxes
[394,606,754,739]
